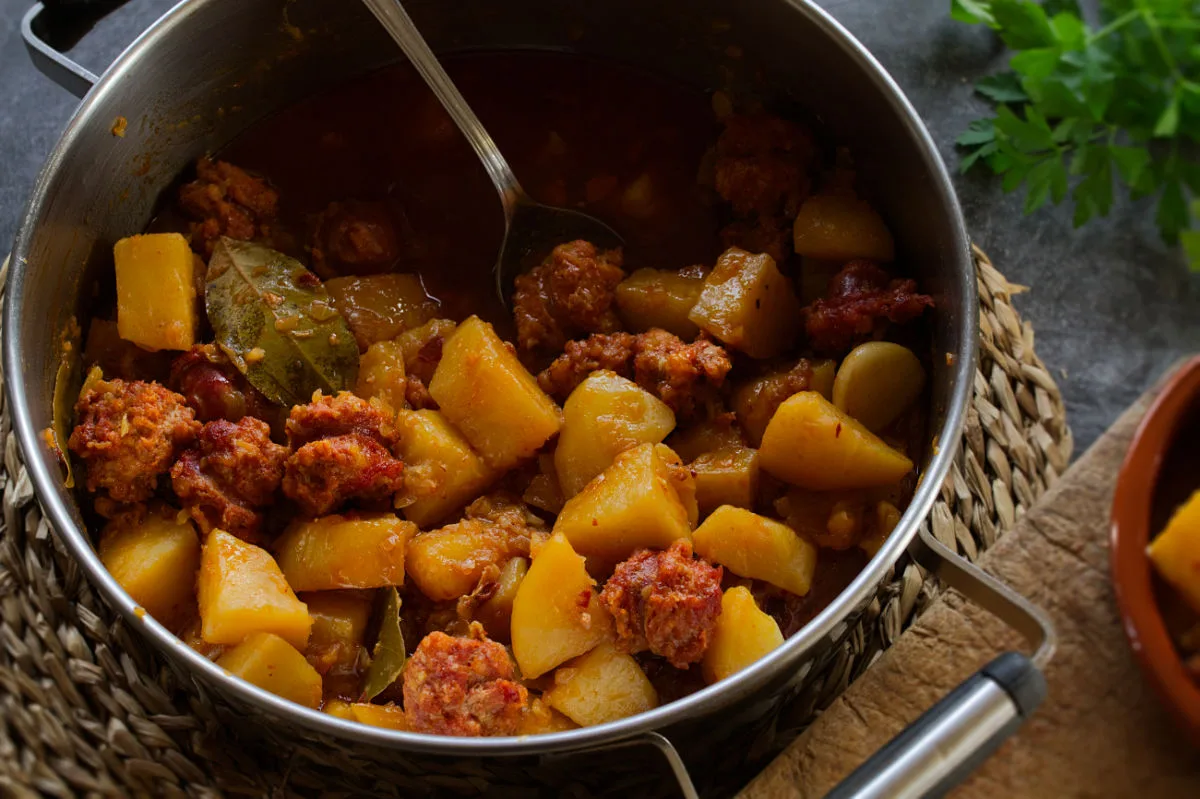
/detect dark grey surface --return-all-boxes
[1,0,1196,452]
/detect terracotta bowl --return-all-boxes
[1112,355,1200,748]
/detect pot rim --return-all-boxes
[4,0,976,756]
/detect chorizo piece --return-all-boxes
[803,260,933,355]
[513,240,625,355]
[402,626,528,736]
[178,158,279,258]
[281,392,405,516]
[69,377,200,504]
[600,540,723,668]
[170,417,288,539]
[538,329,731,421]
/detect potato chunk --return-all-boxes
[733,359,836,447]
[614,268,705,339]
[759,391,913,490]
[355,340,408,411]
[792,194,895,262]
[428,316,563,471]
[113,233,196,351]
[275,514,413,592]
[1149,490,1200,612]
[216,632,322,708]
[326,273,439,350]
[406,518,524,602]
[691,446,760,516]
[553,443,696,564]
[517,697,579,735]
[544,641,658,727]
[701,587,784,684]
[199,530,311,649]
[555,370,677,498]
[302,590,372,676]
[832,342,925,432]
[667,416,746,463]
[98,505,200,629]
[692,505,817,596]
[395,409,497,528]
[511,533,612,679]
[687,248,801,359]
[349,702,410,730]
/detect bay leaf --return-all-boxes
[361,586,406,702]
[205,237,359,407]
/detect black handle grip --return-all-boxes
[826,652,1046,799]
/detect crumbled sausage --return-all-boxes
[600,540,723,668]
[632,329,732,421]
[285,391,399,449]
[537,332,638,398]
[170,417,288,539]
[169,344,276,424]
[538,329,731,421]
[402,625,528,736]
[69,377,201,504]
[714,114,815,220]
[734,359,825,447]
[178,158,279,258]
[281,392,404,515]
[309,200,401,279]
[512,240,626,354]
[282,433,405,517]
[804,260,934,355]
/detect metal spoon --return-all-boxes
[360,0,624,304]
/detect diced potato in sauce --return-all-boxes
[355,340,408,411]
[544,641,658,726]
[113,233,197,351]
[429,316,563,471]
[1149,490,1200,612]
[98,505,200,629]
[691,446,760,516]
[792,194,895,262]
[217,632,323,708]
[511,533,612,679]
[614,268,705,339]
[395,408,497,527]
[555,370,676,498]
[692,505,818,597]
[701,587,784,684]
[553,443,696,564]
[199,530,311,649]
[275,514,413,591]
[688,248,802,359]
[759,392,914,491]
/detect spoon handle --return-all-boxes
[361,0,524,215]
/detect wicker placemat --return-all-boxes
[0,245,1072,798]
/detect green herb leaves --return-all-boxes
[953,0,1200,270]
[205,238,360,407]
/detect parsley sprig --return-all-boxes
[952,0,1200,270]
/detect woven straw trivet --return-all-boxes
[0,245,1072,798]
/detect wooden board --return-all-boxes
[740,374,1200,798]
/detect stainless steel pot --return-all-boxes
[9,1,1055,796]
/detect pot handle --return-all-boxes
[825,526,1056,799]
[22,0,133,98]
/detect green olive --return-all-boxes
[832,342,925,433]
